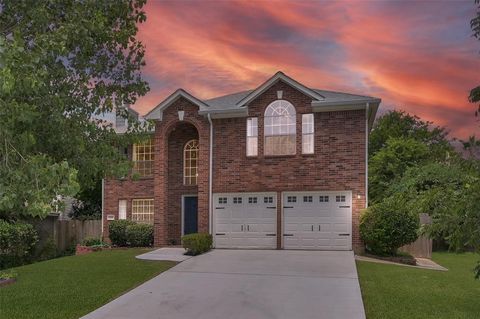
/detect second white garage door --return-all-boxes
[283,191,352,250]
[213,193,277,249]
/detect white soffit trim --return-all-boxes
[236,71,325,107]
[145,89,209,120]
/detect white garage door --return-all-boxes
[283,191,352,250]
[213,193,277,249]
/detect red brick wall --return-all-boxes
[152,98,210,246]
[104,81,367,252]
[102,178,154,235]
[211,81,366,251]
[166,123,198,244]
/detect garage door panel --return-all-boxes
[214,193,277,249]
[283,191,352,250]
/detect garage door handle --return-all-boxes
[215,207,225,209]
[283,206,293,209]
[265,234,276,236]
[283,234,294,237]
[339,206,350,208]
[215,233,226,236]
[266,206,276,209]
[338,233,350,236]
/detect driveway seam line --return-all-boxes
[168,270,359,280]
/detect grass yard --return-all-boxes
[357,252,480,319]
[0,248,176,319]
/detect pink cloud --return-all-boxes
[133,0,479,138]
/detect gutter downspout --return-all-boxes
[365,103,369,209]
[207,114,213,235]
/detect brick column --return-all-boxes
[154,123,168,246]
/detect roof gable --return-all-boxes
[145,89,209,120]
[235,71,325,107]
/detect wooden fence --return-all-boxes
[33,217,102,252]
[399,213,432,258]
[55,220,102,251]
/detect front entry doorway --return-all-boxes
[183,196,198,235]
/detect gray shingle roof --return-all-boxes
[201,88,378,112]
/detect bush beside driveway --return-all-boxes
[357,252,480,319]
[0,248,175,319]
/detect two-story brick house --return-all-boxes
[102,71,380,253]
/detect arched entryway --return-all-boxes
[166,122,199,245]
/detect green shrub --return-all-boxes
[108,220,135,246]
[82,237,102,247]
[126,223,154,247]
[0,270,17,280]
[36,237,58,261]
[0,220,38,269]
[182,233,212,256]
[360,198,420,256]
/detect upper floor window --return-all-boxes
[133,138,154,177]
[184,139,199,185]
[302,114,314,154]
[246,117,258,156]
[264,100,296,155]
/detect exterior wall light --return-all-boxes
[178,110,185,121]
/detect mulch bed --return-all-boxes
[364,253,417,265]
[0,278,16,287]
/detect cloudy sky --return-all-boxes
[133,0,479,138]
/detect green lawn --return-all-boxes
[0,248,176,319]
[357,252,480,319]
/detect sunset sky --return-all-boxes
[134,0,480,139]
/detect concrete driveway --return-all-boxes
[82,250,365,319]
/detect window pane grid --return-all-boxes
[184,140,199,185]
[247,118,258,156]
[131,199,154,224]
[302,114,314,154]
[133,139,154,176]
[264,100,296,156]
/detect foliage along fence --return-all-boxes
[33,217,102,252]
[399,213,432,258]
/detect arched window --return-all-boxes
[184,139,199,185]
[264,100,296,155]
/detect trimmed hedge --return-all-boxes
[182,233,212,256]
[108,220,136,247]
[0,220,38,269]
[126,223,154,247]
[360,198,419,256]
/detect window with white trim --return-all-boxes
[131,199,154,223]
[264,100,296,155]
[302,114,314,154]
[246,117,258,156]
[118,200,127,220]
[184,139,199,185]
[132,138,154,177]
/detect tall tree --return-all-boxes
[0,0,150,219]
[369,110,452,158]
[470,0,480,119]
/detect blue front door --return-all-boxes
[184,196,198,235]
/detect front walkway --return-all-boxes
[82,249,365,319]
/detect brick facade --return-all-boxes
[103,80,367,252]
